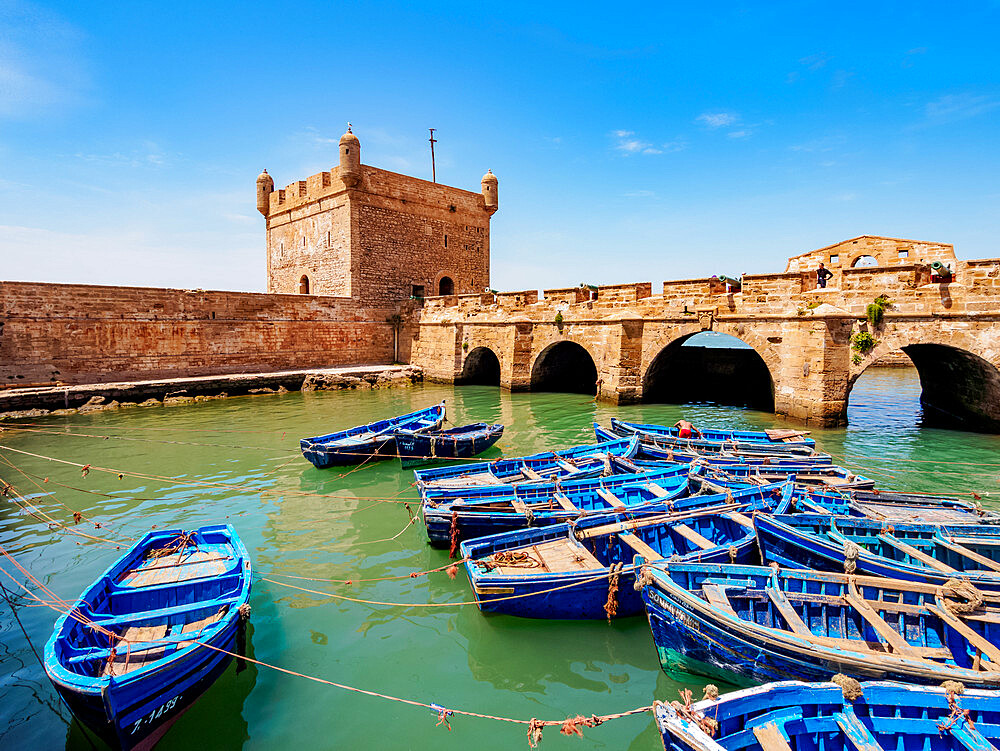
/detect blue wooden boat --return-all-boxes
[641,562,1000,688]
[599,421,819,457]
[394,422,504,468]
[795,487,999,524]
[461,482,792,619]
[414,435,639,491]
[611,418,816,448]
[44,525,252,750]
[422,465,691,547]
[655,680,1000,751]
[757,513,1000,591]
[300,401,445,468]
[594,423,834,464]
[690,461,874,492]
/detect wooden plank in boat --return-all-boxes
[844,578,920,657]
[552,493,578,512]
[556,461,577,473]
[876,534,957,574]
[765,429,810,442]
[597,488,626,508]
[931,603,1000,665]
[531,539,602,573]
[935,537,1000,573]
[645,483,671,498]
[101,624,169,676]
[765,587,813,637]
[834,709,887,751]
[724,511,755,528]
[522,467,543,481]
[177,608,227,648]
[121,551,229,588]
[672,524,714,550]
[617,532,662,561]
[510,498,530,515]
[752,722,793,751]
[702,584,740,617]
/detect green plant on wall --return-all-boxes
[462,341,469,351]
[866,294,893,327]
[554,311,564,331]
[851,352,863,365]
[850,331,877,354]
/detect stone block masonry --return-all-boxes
[0,281,405,388]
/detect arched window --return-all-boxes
[439,276,454,296]
[299,275,310,294]
[852,255,879,268]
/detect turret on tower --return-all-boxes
[481,169,498,214]
[256,169,274,216]
[339,124,361,188]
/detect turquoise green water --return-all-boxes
[1,368,999,750]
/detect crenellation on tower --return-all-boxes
[261,125,496,304]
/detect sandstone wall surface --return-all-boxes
[1,281,398,387]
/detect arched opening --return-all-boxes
[643,332,774,410]
[847,344,1000,433]
[439,276,454,296]
[299,275,310,294]
[530,341,598,395]
[459,347,501,386]
[904,344,1000,432]
[851,255,879,268]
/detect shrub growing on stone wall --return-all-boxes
[866,295,893,327]
[850,331,877,354]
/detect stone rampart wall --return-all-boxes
[0,281,398,388]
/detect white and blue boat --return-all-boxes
[655,680,1000,751]
[597,422,819,457]
[641,562,1000,688]
[757,513,1000,590]
[395,422,504,468]
[300,401,445,468]
[422,465,691,547]
[44,525,252,750]
[690,461,875,492]
[414,435,639,491]
[462,482,792,619]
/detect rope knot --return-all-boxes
[831,674,863,701]
[238,603,251,619]
[448,511,460,559]
[527,718,544,748]
[559,715,592,737]
[842,539,860,574]
[604,561,624,621]
[941,579,984,615]
[634,565,655,591]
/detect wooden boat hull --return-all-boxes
[642,563,1000,688]
[423,466,691,547]
[611,418,816,447]
[756,513,1000,591]
[395,423,504,468]
[796,487,997,524]
[604,421,818,457]
[691,462,875,491]
[462,483,792,619]
[44,525,252,750]
[655,680,1000,751]
[300,402,445,468]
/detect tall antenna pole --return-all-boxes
[428,128,437,183]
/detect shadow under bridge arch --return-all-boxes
[459,347,501,386]
[530,341,598,395]
[643,332,774,410]
[901,343,1000,432]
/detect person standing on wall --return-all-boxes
[816,262,834,289]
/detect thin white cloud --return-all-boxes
[926,93,999,122]
[727,130,750,139]
[611,130,666,155]
[799,53,830,71]
[697,112,739,128]
[73,142,172,168]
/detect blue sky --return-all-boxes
[2,1,998,292]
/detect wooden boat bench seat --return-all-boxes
[617,532,662,562]
[645,483,672,498]
[98,607,228,676]
[551,493,578,512]
[596,488,626,508]
[511,539,602,574]
[672,524,714,550]
[701,584,740,617]
[521,467,544,482]
[118,550,231,588]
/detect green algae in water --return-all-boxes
[1,370,999,749]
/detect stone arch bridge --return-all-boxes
[410,252,1000,431]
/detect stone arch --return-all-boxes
[530,341,598,395]
[299,275,310,294]
[459,346,501,386]
[439,276,454,296]
[850,254,880,268]
[643,331,775,410]
[849,330,1000,432]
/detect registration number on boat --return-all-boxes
[130,695,181,735]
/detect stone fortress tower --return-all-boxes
[257,125,498,306]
